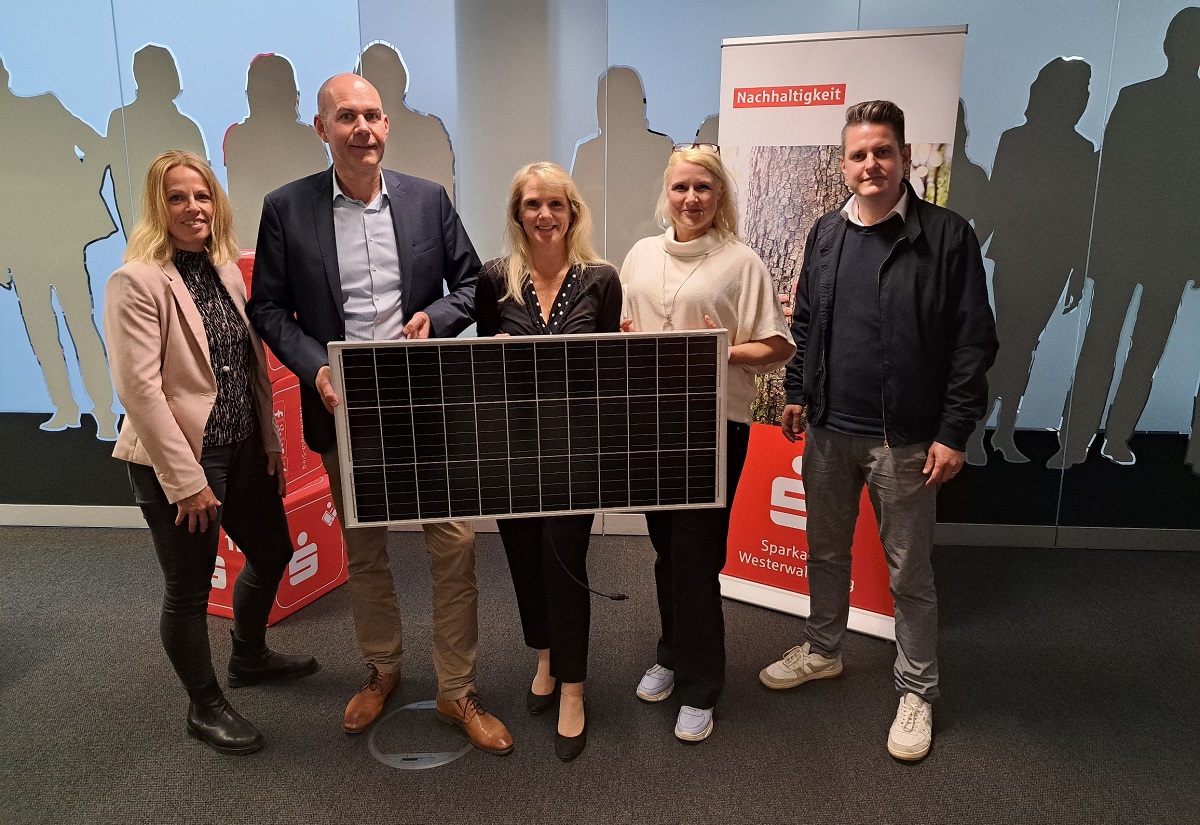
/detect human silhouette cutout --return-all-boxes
[105,45,207,235]
[966,59,1099,466]
[224,54,329,247]
[1050,8,1200,469]
[0,58,119,438]
[358,42,456,202]
[945,99,992,246]
[695,114,719,145]
[571,66,674,267]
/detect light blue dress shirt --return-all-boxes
[332,170,405,342]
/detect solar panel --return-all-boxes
[328,330,728,527]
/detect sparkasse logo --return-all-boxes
[733,83,846,108]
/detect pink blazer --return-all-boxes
[104,258,281,504]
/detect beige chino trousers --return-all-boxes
[323,451,478,700]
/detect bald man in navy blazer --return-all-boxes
[247,73,513,754]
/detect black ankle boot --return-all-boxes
[228,631,320,688]
[186,683,264,755]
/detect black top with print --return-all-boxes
[174,249,258,446]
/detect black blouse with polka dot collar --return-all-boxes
[475,260,622,337]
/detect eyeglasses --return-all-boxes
[672,142,721,155]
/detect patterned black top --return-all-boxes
[474,260,623,336]
[173,249,257,447]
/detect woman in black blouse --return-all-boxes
[475,161,620,760]
[105,151,317,755]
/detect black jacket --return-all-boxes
[784,182,998,451]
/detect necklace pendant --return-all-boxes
[663,319,674,331]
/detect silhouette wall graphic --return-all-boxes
[224,53,329,247]
[945,99,992,246]
[572,66,674,268]
[0,58,119,439]
[1050,8,1200,470]
[104,45,207,236]
[359,42,456,203]
[967,59,1099,466]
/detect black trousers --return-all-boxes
[499,513,595,683]
[646,421,749,710]
[127,431,293,699]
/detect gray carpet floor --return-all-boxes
[1,525,1197,824]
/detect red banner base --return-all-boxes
[208,475,348,626]
[722,423,896,641]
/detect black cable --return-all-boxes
[545,523,628,601]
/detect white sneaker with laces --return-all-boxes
[636,664,674,702]
[887,692,933,761]
[759,642,843,689]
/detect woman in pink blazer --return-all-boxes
[105,151,317,755]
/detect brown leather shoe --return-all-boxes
[434,692,514,755]
[343,666,400,734]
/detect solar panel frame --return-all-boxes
[329,329,728,527]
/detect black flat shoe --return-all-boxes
[187,698,264,755]
[555,712,588,762]
[527,681,560,715]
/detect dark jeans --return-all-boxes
[127,432,293,699]
[499,513,595,683]
[646,421,749,710]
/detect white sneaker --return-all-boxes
[759,642,843,689]
[636,664,674,702]
[674,706,713,742]
[887,693,933,761]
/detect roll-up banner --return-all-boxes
[718,26,968,641]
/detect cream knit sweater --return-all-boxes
[621,227,794,424]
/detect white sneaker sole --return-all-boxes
[675,719,713,742]
[758,661,843,690]
[636,683,673,702]
[887,739,931,761]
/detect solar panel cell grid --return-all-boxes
[331,331,726,526]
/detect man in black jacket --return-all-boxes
[759,100,997,762]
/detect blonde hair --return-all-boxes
[123,150,239,266]
[654,148,739,240]
[501,161,604,305]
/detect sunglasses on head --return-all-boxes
[672,142,720,155]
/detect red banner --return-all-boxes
[209,475,347,625]
[238,251,289,382]
[270,371,326,492]
[722,423,895,637]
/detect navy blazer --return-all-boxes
[247,168,480,453]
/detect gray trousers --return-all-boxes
[802,426,940,700]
